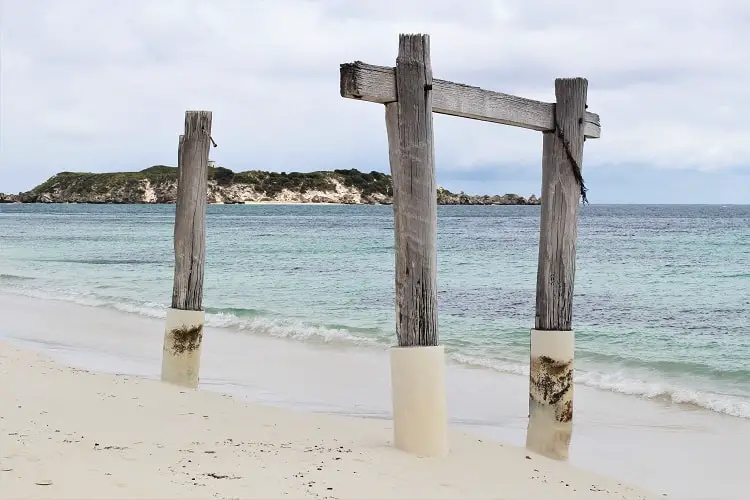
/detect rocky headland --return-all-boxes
[0,166,539,206]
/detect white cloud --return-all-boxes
[0,0,748,200]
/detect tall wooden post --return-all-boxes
[386,34,448,457]
[161,110,212,388]
[527,79,588,460]
[339,37,601,460]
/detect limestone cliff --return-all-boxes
[2,166,540,206]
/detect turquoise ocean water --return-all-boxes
[1,203,748,419]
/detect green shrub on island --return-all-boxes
[10,165,539,205]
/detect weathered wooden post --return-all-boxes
[385,34,448,457]
[339,36,600,459]
[161,110,212,388]
[526,79,588,460]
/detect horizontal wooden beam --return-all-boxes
[340,62,601,139]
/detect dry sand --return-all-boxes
[0,340,654,499]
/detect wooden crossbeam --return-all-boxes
[340,62,601,139]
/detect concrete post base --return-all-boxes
[526,329,574,460]
[161,308,205,389]
[389,345,449,457]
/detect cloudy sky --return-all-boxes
[1,0,748,203]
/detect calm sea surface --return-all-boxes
[1,203,748,418]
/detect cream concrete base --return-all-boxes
[526,329,574,460]
[161,308,205,389]
[389,345,448,457]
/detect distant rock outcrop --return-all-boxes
[0,193,20,203]
[436,187,539,206]
[6,166,541,206]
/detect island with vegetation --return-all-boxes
[0,166,540,205]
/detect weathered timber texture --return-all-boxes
[341,61,601,139]
[171,111,212,311]
[385,34,438,347]
[534,79,588,331]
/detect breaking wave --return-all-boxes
[448,352,750,419]
[2,285,748,420]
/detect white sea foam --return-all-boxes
[7,287,169,319]
[575,370,750,419]
[1,286,383,348]
[449,352,529,376]
[205,312,384,347]
[449,351,750,419]
[3,285,749,420]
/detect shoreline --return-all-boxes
[0,340,652,499]
[4,286,747,422]
[1,292,748,498]
[0,200,540,206]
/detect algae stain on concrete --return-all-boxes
[169,325,203,355]
[529,355,573,423]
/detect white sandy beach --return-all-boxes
[1,293,748,499]
[0,340,655,499]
